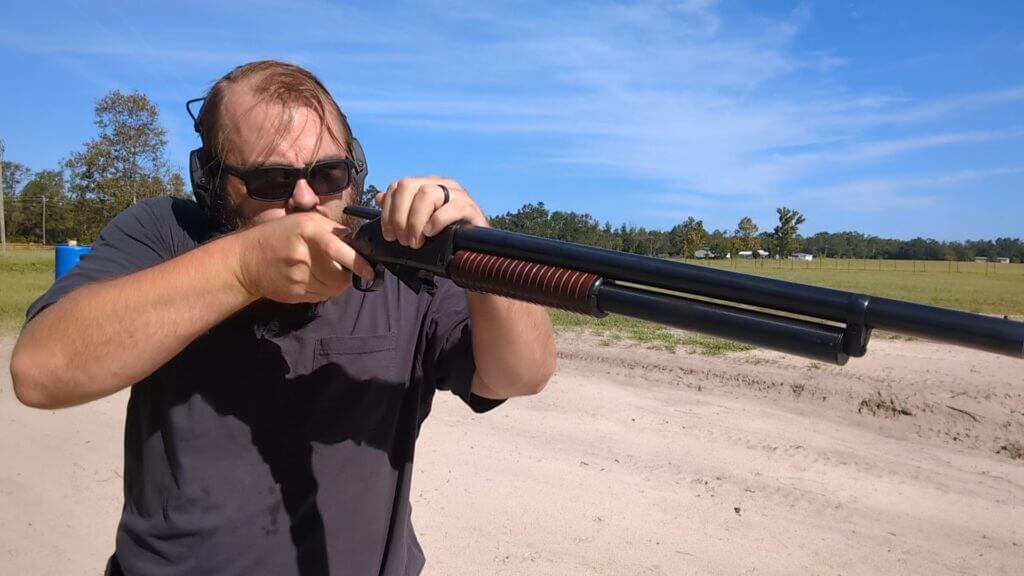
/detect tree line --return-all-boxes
[490,203,1024,263]
[3,90,1021,263]
[2,90,186,244]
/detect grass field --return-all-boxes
[0,247,54,334]
[676,257,1024,316]
[2,247,1022,353]
[548,257,1024,353]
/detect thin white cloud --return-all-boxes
[794,167,1023,211]
[7,0,1022,212]
[306,2,1024,201]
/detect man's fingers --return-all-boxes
[379,188,396,242]
[305,266,343,301]
[378,177,486,244]
[406,186,446,248]
[424,201,472,238]
[308,227,375,283]
[326,239,375,282]
[385,181,416,245]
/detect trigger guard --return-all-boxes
[353,264,385,292]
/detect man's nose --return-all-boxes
[288,178,320,211]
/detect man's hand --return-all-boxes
[376,177,489,248]
[235,212,375,304]
[375,177,556,400]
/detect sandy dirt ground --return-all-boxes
[2,332,1022,575]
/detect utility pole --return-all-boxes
[42,195,46,245]
[0,139,6,256]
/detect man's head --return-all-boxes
[195,61,358,232]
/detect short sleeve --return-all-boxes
[422,278,505,413]
[25,197,205,323]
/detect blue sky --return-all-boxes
[1,0,1022,240]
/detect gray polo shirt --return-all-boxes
[27,197,502,576]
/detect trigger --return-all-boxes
[353,264,385,292]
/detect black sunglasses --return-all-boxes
[219,158,356,202]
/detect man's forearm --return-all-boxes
[466,293,556,399]
[10,234,257,409]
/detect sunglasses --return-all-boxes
[219,158,356,202]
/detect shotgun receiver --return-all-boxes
[344,205,1024,366]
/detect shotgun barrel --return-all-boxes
[344,205,1024,365]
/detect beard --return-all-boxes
[211,191,249,235]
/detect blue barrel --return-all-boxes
[55,245,92,280]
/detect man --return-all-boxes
[10,60,556,575]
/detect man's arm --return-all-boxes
[376,177,558,400]
[11,235,255,409]
[465,294,556,399]
[11,212,372,409]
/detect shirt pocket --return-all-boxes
[310,332,406,434]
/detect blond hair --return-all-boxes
[197,60,352,165]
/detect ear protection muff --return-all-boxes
[187,98,219,217]
[185,97,368,218]
[188,145,217,215]
[350,136,368,195]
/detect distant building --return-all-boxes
[996,257,1010,264]
[693,248,731,259]
[789,252,813,261]
[974,257,989,263]
[738,250,770,258]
